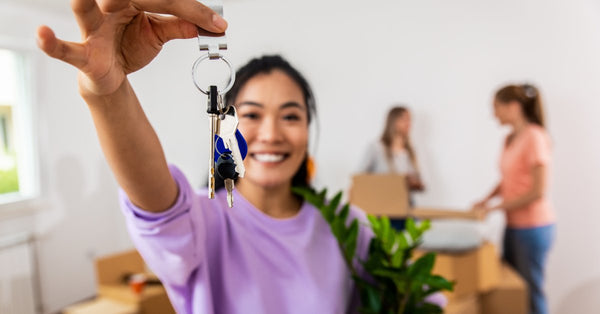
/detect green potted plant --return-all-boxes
[293,187,454,314]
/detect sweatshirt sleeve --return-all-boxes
[119,164,208,288]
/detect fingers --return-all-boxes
[135,0,228,33]
[71,0,104,37]
[148,14,201,44]
[96,0,131,13]
[37,26,87,69]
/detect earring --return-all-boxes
[306,156,316,182]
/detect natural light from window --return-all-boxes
[0,48,37,204]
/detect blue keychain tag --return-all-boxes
[214,130,247,163]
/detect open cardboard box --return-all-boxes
[415,242,501,299]
[481,263,528,314]
[411,207,486,221]
[94,250,175,314]
[62,298,138,314]
[349,174,409,218]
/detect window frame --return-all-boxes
[0,37,41,217]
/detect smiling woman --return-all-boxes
[35,0,377,312]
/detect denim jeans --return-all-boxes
[503,224,556,314]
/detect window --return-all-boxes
[0,48,38,204]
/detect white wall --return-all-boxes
[0,3,133,313]
[1,0,599,313]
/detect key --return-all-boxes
[218,108,246,178]
[216,152,237,208]
[225,179,234,207]
[207,86,220,199]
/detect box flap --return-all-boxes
[349,174,409,217]
[95,250,145,286]
[411,208,485,221]
[63,298,138,314]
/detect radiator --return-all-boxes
[0,234,39,314]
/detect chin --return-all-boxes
[243,175,293,190]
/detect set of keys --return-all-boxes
[207,86,247,207]
[192,0,246,207]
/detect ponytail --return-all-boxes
[495,84,545,128]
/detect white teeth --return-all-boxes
[253,153,285,162]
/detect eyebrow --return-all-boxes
[237,101,305,110]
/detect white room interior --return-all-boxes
[1,0,599,313]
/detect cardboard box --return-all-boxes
[411,207,485,221]
[349,174,409,217]
[62,298,137,314]
[444,293,481,314]
[416,242,501,299]
[480,263,528,314]
[94,250,175,314]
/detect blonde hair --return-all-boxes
[380,106,418,171]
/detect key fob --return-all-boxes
[214,131,247,163]
[216,152,238,180]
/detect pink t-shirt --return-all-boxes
[500,124,556,228]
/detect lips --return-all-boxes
[251,153,289,163]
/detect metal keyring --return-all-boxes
[191,54,236,95]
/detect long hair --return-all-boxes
[212,55,317,191]
[495,84,545,128]
[380,106,418,171]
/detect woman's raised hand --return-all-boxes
[36,0,228,96]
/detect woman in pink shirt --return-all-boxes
[474,84,556,314]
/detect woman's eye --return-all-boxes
[241,113,260,120]
[283,114,301,121]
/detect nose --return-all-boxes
[256,115,284,144]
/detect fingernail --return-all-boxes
[212,14,228,31]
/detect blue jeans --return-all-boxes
[503,224,556,314]
[390,218,406,231]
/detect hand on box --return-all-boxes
[471,200,493,216]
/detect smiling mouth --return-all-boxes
[251,153,289,163]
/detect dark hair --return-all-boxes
[495,84,545,128]
[213,55,316,190]
[380,106,418,170]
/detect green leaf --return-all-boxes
[291,187,322,208]
[331,218,346,240]
[423,275,455,292]
[408,252,435,278]
[362,284,382,313]
[406,218,418,240]
[391,244,405,268]
[323,191,342,223]
[344,219,359,261]
[339,204,350,223]
[328,191,342,212]
[318,188,328,202]
[418,219,431,233]
[367,214,380,229]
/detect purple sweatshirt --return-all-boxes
[119,165,375,314]
[119,165,447,313]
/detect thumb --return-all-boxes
[36,25,87,69]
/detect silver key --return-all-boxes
[208,114,219,199]
[207,86,221,199]
[219,108,246,178]
[225,178,234,208]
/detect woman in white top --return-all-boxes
[360,106,424,229]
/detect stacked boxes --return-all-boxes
[417,242,528,314]
[348,177,528,314]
